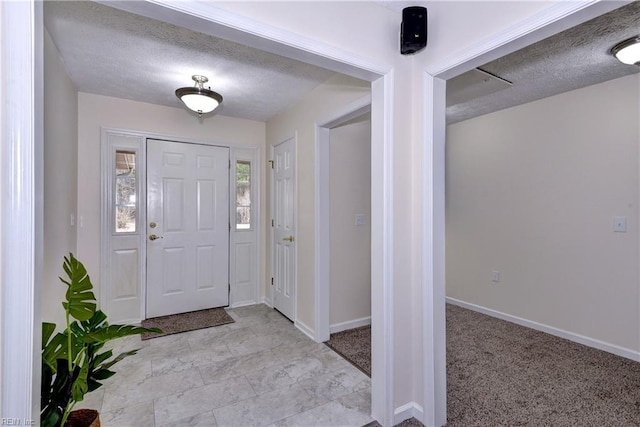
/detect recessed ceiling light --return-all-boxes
[610,36,640,66]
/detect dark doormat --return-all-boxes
[141,307,234,340]
[324,325,371,377]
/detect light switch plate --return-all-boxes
[491,271,500,283]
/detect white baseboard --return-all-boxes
[261,296,273,307]
[295,319,316,341]
[446,297,640,362]
[229,300,258,309]
[330,316,371,333]
[394,402,424,425]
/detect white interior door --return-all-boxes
[146,139,229,318]
[272,138,296,320]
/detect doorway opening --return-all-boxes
[435,2,636,426]
[315,96,371,342]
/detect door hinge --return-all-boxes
[228,283,231,298]
[271,277,274,286]
[268,160,274,169]
[229,159,231,170]
[229,222,231,231]
[271,219,274,227]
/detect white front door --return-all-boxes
[272,137,296,320]
[146,139,229,318]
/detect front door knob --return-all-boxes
[149,234,163,241]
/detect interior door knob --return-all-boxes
[282,236,294,242]
[149,234,163,241]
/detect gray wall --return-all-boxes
[330,113,372,328]
[43,30,79,326]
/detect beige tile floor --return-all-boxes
[77,304,374,427]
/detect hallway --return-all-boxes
[77,304,373,426]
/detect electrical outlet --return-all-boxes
[613,216,627,232]
[355,214,366,226]
[491,271,500,283]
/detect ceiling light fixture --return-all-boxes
[175,75,223,117]
[610,36,640,66]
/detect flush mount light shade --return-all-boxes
[175,75,223,116]
[610,36,640,65]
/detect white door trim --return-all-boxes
[0,0,43,421]
[421,2,626,426]
[100,128,259,322]
[315,95,371,343]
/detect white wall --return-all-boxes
[42,29,78,327]
[446,73,640,355]
[265,74,370,330]
[211,1,552,74]
[329,113,372,329]
[75,93,266,316]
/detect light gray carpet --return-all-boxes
[360,304,640,426]
[140,307,234,340]
[324,325,371,377]
[446,303,640,426]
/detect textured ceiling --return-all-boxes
[447,1,640,124]
[45,1,639,124]
[43,1,336,122]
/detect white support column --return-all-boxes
[421,73,447,427]
[0,0,43,423]
[371,71,395,426]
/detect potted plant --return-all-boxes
[41,253,161,427]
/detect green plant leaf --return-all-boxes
[84,324,161,343]
[42,254,165,427]
[42,323,66,371]
[71,362,89,402]
[42,322,56,348]
[41,358,72,427]
[91,369,116,381]
[101,349,139,370]
[92,349,113,366]
[81,309,108,330]
[60,253,96,322]
[40,405,61,427]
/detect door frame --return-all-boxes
[100,128,260,322]
[269,135,298,322]
[315,95,372,342]
[0,0,44,419]
[420,2,628,426]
